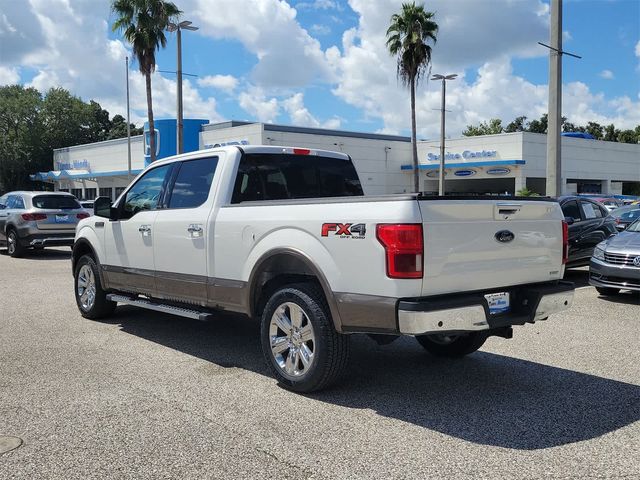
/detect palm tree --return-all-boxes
[386,2,438,193]
[112,0,181,163]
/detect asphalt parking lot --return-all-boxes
[0,249,638,479]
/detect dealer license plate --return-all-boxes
[485,292,510,315]
[55,214,70,223]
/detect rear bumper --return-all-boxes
[17,233,75,248]
[589,258,640,291]
[397,281,575,336]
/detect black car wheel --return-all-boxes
[7,229,26,258]
[416,331,488,358]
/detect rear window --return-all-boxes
[32,195,81,210]
[621,210,640,221]
[231,153,363,203]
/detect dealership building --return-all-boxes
[32,119,640,199]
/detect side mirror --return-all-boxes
[94,196,116,220]
[564,216,575,225]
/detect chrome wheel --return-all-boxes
[269,302,315,379]
[7,232,16,255]
[77,264,97,311]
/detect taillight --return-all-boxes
[293,148,311,155]
[562,220,569,264]
[77,213,90,219]
[376,224,423,279]
[21,213,47,221]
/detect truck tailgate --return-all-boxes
[418,199,565,296]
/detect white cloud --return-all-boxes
[238,86,280,122]
[282,92,341,128]
[599,69,614,80]
[0,66,20,85]
[198,74,239,92]
[186,0,334,88]
[635,40,640,57]
[310,24,331,35]
[297,0,343,10]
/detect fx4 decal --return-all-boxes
[321,223,366,239]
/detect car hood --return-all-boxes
[606,231,640,254]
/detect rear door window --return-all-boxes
[580,201,602,219]
[167,157,218,209]
[231,153,363,203]
[32,195,81,210]
[561,201,581,222]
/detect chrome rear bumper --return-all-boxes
[398,282,574,336]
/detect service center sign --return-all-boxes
[426,149,497,162]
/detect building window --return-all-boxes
[71,188,82,199]
[58,188,69,193]
[115,187,126,199]
[84,188,97,200]
[99,187,112,200]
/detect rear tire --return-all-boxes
[595,287,620,296]
[416,332,487,358]
[7,229,26,258]
[74,254,116,319]
[260,283,350,393]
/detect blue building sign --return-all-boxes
[427,150,497,162]
[143,118,209,166]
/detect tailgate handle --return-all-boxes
[497,203,522,216]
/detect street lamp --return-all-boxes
[167,20,199,154]
[431,73,457,196]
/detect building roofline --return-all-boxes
[203,120,411,143]
[53,134,144,153]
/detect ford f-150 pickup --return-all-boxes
[72,145,574,392]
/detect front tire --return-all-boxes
[416,332,487,358]
[595,287,620,296]
[7,229,26,258]
[260,283,350,392]
[74,254,116,319]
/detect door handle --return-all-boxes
[187,224,203,238]
[138,225,152,237]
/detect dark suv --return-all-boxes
[558,196,617,267]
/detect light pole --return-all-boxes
[125,56,132,182]
[431,74,457,196]
[167,20,198,154]
[538,0,580,197]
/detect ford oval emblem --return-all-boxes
[495,230,515,243]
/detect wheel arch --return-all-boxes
[72,239,107,287]
[246,248,344,332]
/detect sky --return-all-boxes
[0,0,639,140]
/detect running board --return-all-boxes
[107,294,213,322]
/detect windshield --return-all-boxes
[627,218,640,232]
[609,206,636,218]
[32,195,81,210]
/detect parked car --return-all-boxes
[80,200,94,210]
[558,196,618,267]
[72,145,574,392]
[0,191,89,257]
[589,196,622,212]
[608,205,640,231]
[590,217,640,295]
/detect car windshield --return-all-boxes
[609,206,636,218]
[32,195,81,210]
[627,218,640,232]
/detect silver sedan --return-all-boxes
[590,218,640,295]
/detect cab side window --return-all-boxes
[167,157,218,209]
[561,200,581,222]
[121,165,172,219]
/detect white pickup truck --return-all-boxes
[72,145,574,392]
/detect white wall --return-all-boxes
[53,136,145,173]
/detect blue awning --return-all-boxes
[401,159,525,171]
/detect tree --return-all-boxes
[386,2,438,193]
[526,113,548,133]
[112,0,181,163]
[108,114,143,140]
[505,116,527,133]
[462,118,503,136]
[584,121,604,140]
[617,129,637,144]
